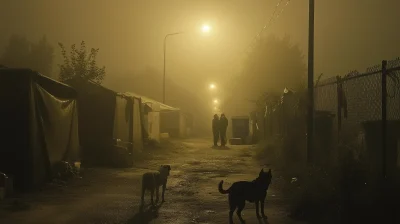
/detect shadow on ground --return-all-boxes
[126,203,162,224]
[211,146,231,150]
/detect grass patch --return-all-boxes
[252,137,396,223]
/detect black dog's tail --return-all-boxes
[218,180,230,194]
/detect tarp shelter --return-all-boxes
[123,92,188,138]
[65,79,143,165]
[0,69,80,190]
[115,93,144,153]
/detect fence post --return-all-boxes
[381,60,387,179]
[336,76,342,136]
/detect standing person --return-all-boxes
[219,113,228,147]
[212,114,220,147]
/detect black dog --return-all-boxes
[219,168,272,224]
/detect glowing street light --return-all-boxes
[163,24,212,104]
[202,24,211,33]
[209,83,216,90]
[213,99,219,104]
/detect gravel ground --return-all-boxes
[0,138,306,224]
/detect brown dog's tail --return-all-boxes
[218,180,229,194]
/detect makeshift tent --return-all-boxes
[132,97,144,151]
[0,69,79,190]
[114,94,143,152]
[124,92,180,112]
[64,78,116,165]
[65,79,144,165]
[124,92,188,138]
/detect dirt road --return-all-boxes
[0,138,304,224]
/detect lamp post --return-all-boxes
[163,24,211,104]
[163,32,182,104]
[307,0,315,163]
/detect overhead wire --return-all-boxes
[245,0,285,55]
[227,0,291,81]
[244,0,291,57]
[225,0,292,98]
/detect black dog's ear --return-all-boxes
[268,169,271,173]
[259,168,264,176]
[161,165,171,170]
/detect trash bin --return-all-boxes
[362,121,400,184]
[314,111,335,166]
[231,116,250,144]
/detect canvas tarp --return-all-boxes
[132,97,143,151]
[65,79,144,165]
[124,92,180,112]
[160,111,181,137]
[65,78,117,165]
[113,95,131,143]
[114,95,143,152]
[123,92,182,138]
[0,69,79,190]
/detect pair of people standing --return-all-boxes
[212,113,228,147]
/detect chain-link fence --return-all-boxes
[387,59,400,120]
[315,58,400,142]
[314,58,400,176]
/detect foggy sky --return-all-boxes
[1,0,399,93]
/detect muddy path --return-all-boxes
[0,138,304,224]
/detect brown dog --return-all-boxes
[140,165,171,209]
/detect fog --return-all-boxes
[1,0,399,118]
[1,1,400,223]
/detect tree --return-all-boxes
[58,41,105,84]
[225,34,307,115]
[242,34,306,95]
[0,35,54,76]
[30,36,54,76]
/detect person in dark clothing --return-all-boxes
[212,114,220,146]
[219,113,228,147]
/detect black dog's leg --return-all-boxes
[255,200,261,218]
[140,185,145,207]
[229,195,236,224]
[237,200,246,223]
[261,194,268,218]
[150,189,154,205]
[162,182,167,202]
[155,186,160,204]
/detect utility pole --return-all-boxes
[163,32,182,104]
[163,35,167,104]
[381,60,387,179]
[307,0,315,164]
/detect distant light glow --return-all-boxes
[202,24,211,33]
[213,99,219,104]
[209,83,216,89]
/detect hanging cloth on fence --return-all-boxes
[338,83,348,119]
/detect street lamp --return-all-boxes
[163,25,212,104]
[202,24,211,33]
[213,99,219,104]
[307,0,315,163]
[209,83,216,90]
[163,32,182,104]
